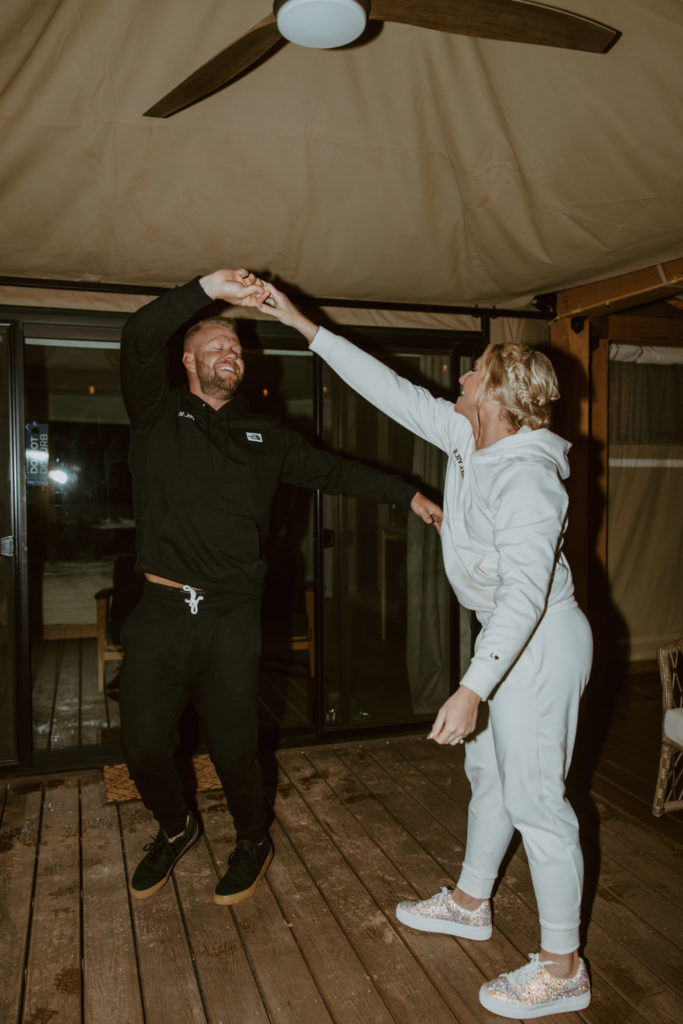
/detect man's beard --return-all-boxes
[195,360,242,401]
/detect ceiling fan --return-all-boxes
[144,0,620,118]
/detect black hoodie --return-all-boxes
[120,278,415,595]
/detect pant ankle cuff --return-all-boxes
[457,864,496,900]
[539,921,580,955]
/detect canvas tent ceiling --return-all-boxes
[1,0,682,314]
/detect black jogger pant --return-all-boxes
[118,581,265,842]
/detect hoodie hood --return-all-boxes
[473,426,571,481]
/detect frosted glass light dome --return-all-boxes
[275,0,368,49]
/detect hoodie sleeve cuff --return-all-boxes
[458,662,502,702]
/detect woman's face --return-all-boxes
[455,357,485,426]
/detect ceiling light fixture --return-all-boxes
[274,0,369,49]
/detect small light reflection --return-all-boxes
[88,385,96,395]
[261,388,269,398]
[50,469,69,485]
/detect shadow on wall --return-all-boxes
[546,339,630,947]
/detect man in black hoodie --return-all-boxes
[119,267,443,906]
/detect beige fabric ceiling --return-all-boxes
[1,0,683,312]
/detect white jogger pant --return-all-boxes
[457,600,593,954]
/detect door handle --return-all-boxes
[0,535,14,557]
[322,529,335,549]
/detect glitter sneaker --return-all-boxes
[479,953,591,1018]
[395,886,492,940]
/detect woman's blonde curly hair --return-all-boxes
[474,342,560,431]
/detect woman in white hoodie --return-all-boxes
[259,282,593,1020]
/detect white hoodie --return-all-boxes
[311,327,577,701]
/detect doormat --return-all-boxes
[103,754,222,804]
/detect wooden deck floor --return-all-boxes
[2,674,683,1023]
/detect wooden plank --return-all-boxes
[81,638,108,745]
[50,637,80,749]
[590,333,609,582]
[119,800,208,1024]
[43,622,98,639]
[23,778,82,1023]
[277,747,488,1024]
[0,781,42,1024]
[556,258,683,319]
[31,639,59,750]
[199,791,334,1024]
[81,775,144,1024]
[267,817,396,1024]
[589,794,683,902]
[171,792,271,1024]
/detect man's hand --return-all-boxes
[428,685,481,745]
[257,281,319,344]
[410,492,443,534]
[199,269,268,306]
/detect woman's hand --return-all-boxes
[257,282,319,343]
[410,492,443,534]
[199,268,268,306]
[428,685,481,745]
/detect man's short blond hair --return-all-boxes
[475,343,559,430]
[183,317,240,352]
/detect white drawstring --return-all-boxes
[182,585,204,615]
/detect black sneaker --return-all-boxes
[213,835,273,905]
[129,813,200,900]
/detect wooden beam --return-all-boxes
[595,314,683,343]
[590,334,609,577]
[556,257,683,319]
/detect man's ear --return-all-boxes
[182,350,195,375]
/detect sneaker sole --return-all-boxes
[479,989,591,1018]
[212,846,274,906]
[395,903,492,940]
[129,826,200,901]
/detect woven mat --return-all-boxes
[103,754,222,804]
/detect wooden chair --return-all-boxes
[95,586,124,692]
[288,583,315,678]
[652,638,683,816]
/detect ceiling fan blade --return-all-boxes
[369,0,620,53]
[144,14,284,118]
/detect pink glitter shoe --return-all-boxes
[479,953,591,1018]
[395,886,492,940]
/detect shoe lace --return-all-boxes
[228,839,256,867]
[142,831,171,864]
[503,953,556,989]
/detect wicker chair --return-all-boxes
[652,638,683,816]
